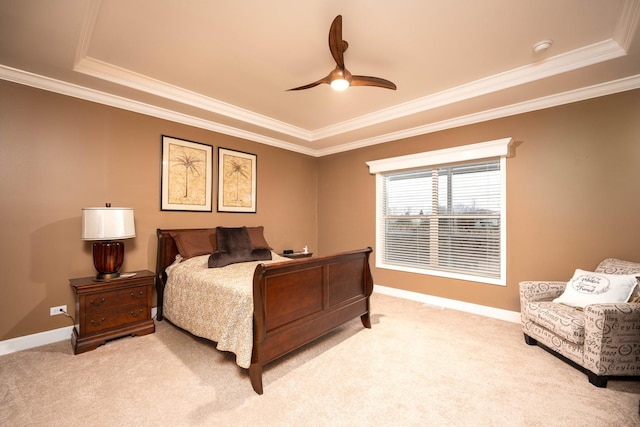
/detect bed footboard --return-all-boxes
[249,247,374,394]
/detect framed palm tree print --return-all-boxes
[217,147,257,213]
[161,135,213,211]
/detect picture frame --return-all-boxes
[217,147,257,213]
[161,135,213,212]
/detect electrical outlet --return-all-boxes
[50,305,67,316]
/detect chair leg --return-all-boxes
[587,371,607,388]
[523,334,537,346]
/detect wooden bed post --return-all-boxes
[250,265,267,395]
[155,229,166,321]
[360,248,374,329]
[361,312,371,329]
[248,363,264,395]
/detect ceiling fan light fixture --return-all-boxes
[329,66,351,91]
[331,78,350,91]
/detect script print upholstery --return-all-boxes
[520,259,640,380]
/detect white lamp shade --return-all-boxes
[82,207,136,240]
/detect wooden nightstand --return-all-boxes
[70,270,155,354]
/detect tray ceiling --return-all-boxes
[1,0,639,156]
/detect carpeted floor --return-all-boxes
[1,292,639,426]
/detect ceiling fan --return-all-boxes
[287,15,396,92]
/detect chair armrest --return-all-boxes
[519,281,567,303]
[583,302,640,375]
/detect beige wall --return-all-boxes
[0,81,318,340]
[318,89,640,312]
[2,79,639,341]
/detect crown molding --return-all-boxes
[2,64,639,158]
[316,74,640,157]
[0,65,317,156]
[614,0,640,51]
[74,56,312,141]
[73,38,627,146]
[311,38,626,141]
[74,0,102,65]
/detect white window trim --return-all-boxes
[366,137,513,174]
[366,137,513,286]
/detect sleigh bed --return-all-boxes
[155,227,374,394]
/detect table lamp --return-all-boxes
[82,204,136,281]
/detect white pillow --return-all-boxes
[553,269,638,308]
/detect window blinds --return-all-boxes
[380,160,502,279]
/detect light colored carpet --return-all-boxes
[1,293,638,426]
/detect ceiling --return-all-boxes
[1,0,639,157]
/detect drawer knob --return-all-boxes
[130,309,144,317]
[90,317,106,326]
[90,298,106,307]
[130,291,144,299]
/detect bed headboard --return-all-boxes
[155,228,211,320]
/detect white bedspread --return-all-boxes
[163,252,289,369]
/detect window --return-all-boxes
[367,138,512,285]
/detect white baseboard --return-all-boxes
[0,325,75,356]
[0,294,517,357]
[0,307,159,356]
[374,284,521,323]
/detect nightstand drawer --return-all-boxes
[84,304,148,334]
[85,285,148,313]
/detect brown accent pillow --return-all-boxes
[251,248,273,262]
[208,248,272,268]
[208,227,272,268]
[216,227,252,253]
[170,229,217,260]
[247,226,272,249]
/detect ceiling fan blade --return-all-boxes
[286,75,331,91]
[328,15,346,68]
[287,15,396,92]
[351,75,397,90]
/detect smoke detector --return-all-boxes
[533,40,553,53]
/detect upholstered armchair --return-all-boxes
[519,258,640,387]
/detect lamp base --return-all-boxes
[92,241,124,281]
[94,272,121,281]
